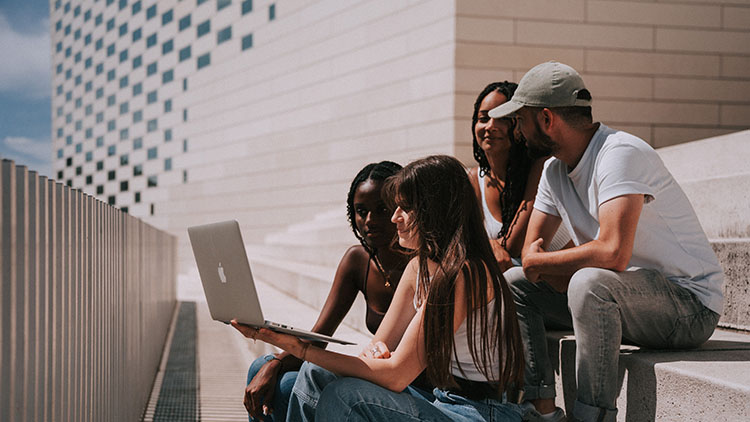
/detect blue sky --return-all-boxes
[0,0,52,177]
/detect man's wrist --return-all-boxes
[264,354,283,372]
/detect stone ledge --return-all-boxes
[547,329,750,422]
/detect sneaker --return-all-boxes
[520,401,567,422]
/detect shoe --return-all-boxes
[520,401,567,422]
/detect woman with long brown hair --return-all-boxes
[233,155,524,421]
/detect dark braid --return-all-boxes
[471,82,534,247]
[346,161,403,282]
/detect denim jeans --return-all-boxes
[289,362,520,421]
[505,266,720,422]
[245,354,298,422]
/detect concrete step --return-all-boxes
[711,240,750,331]
[548,328,750,421]
[247,252,370,336]
[246,242,350,269]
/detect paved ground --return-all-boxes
[143,275,369,421]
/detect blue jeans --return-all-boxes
[289,362,520,421]
[246,354,298,422]
[505,267,720,422]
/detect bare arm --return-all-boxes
[522,194,644,285]
[234,265,474,392]
[504,158,546,258]
[366,258,418,352]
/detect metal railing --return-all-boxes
[1,159,177,421]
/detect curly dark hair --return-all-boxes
[471,81,534,246]
[345,161,403,278]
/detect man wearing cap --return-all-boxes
[492,62,724,422]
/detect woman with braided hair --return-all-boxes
[242,161,410,421]
[469,82,570,271]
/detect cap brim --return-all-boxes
[488,100,523,119]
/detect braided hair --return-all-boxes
[471,82,534,247]
[346,161,403,282]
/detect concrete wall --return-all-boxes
[159,0,461,268]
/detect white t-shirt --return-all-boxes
[534,124,724,314]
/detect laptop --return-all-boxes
[187,220,354,345]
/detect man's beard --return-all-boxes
[525,120,557,159]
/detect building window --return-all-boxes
[147,91,157,104]
[197,20,210,37]
[164,158,172,171]
[162,10,173,25]
[133,164,143,176]
[85,57,92,68]
[164,99,172,113]
[217,26,232,44]
[108,147,116,158]
[120,154,129,166]
[162,70,174,83]
[164,129,172,141]
[179,46,191,61]
[269,3,275,20]
[95,38,103,50]
[96,63,104,75]
[107,196,115,205]
[96,88,104,99]
[85,104,93,115]
[96,160,104,170]
[120,128,129,140]
[133,83,142,96]
[119,0,127,10]
[147,176,157,188]
[179,15,191,31]
[108,170,116,180]
[147,119,158,132]
[74,52,81,63]
[242,33,253,50]
[76,166,82,176]
[242,0,252,14]
[119,50,129,63]
[146,4,156,20]
[183,109,188,121]
[96,185,104,194]
[107,43,115,56]
[86,151,93,162]
[162,39,173,54]
[135,192,141,203]
[107,120,116,131]
[132,28,141,42]
[107,94,116,106]
[107,69,116,81]
[120,181,128,192]
[65,47,71,58]
[132,1,141,14]
[95,13,103,26]
[119,76,129,88]
[147,62,157,76]
[119,102,129,114]
[183,78,188,91]
[133,55,142,68]
[146,33,157,48]
[183,170,188,183]
[84,33,92,45]
[133,138,143,150]
[85,128,93,139]
[107,18,115,31]
[197,53,210,70]
[133,110,142,123]
[86,175,92,185]
[183,139,188,152]
[147,147,158,159]
[218,0,231,11]
[96,112,104,123]
[119,23,128,37]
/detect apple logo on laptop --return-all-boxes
[218,262,227,283]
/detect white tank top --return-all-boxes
[478,170,504,239]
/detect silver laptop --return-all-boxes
[187,220,354,345]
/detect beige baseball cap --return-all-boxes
[489,61,591,118]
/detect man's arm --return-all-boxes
[522,194,644,285]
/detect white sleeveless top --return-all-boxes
[477,169,571,253]
[414,269,499,382]
[478,170,504,239]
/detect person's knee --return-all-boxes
[567,267,617,315]
[316,378,367,419]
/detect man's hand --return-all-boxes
[522,238,545,283]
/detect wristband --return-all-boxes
[263,354,283,371]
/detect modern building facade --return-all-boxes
[51,0,750,271]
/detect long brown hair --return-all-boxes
[384,155,523,393]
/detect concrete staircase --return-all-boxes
[241,130,750,421]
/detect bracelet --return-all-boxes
[264,354,283,372]
[300,343,311,361]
